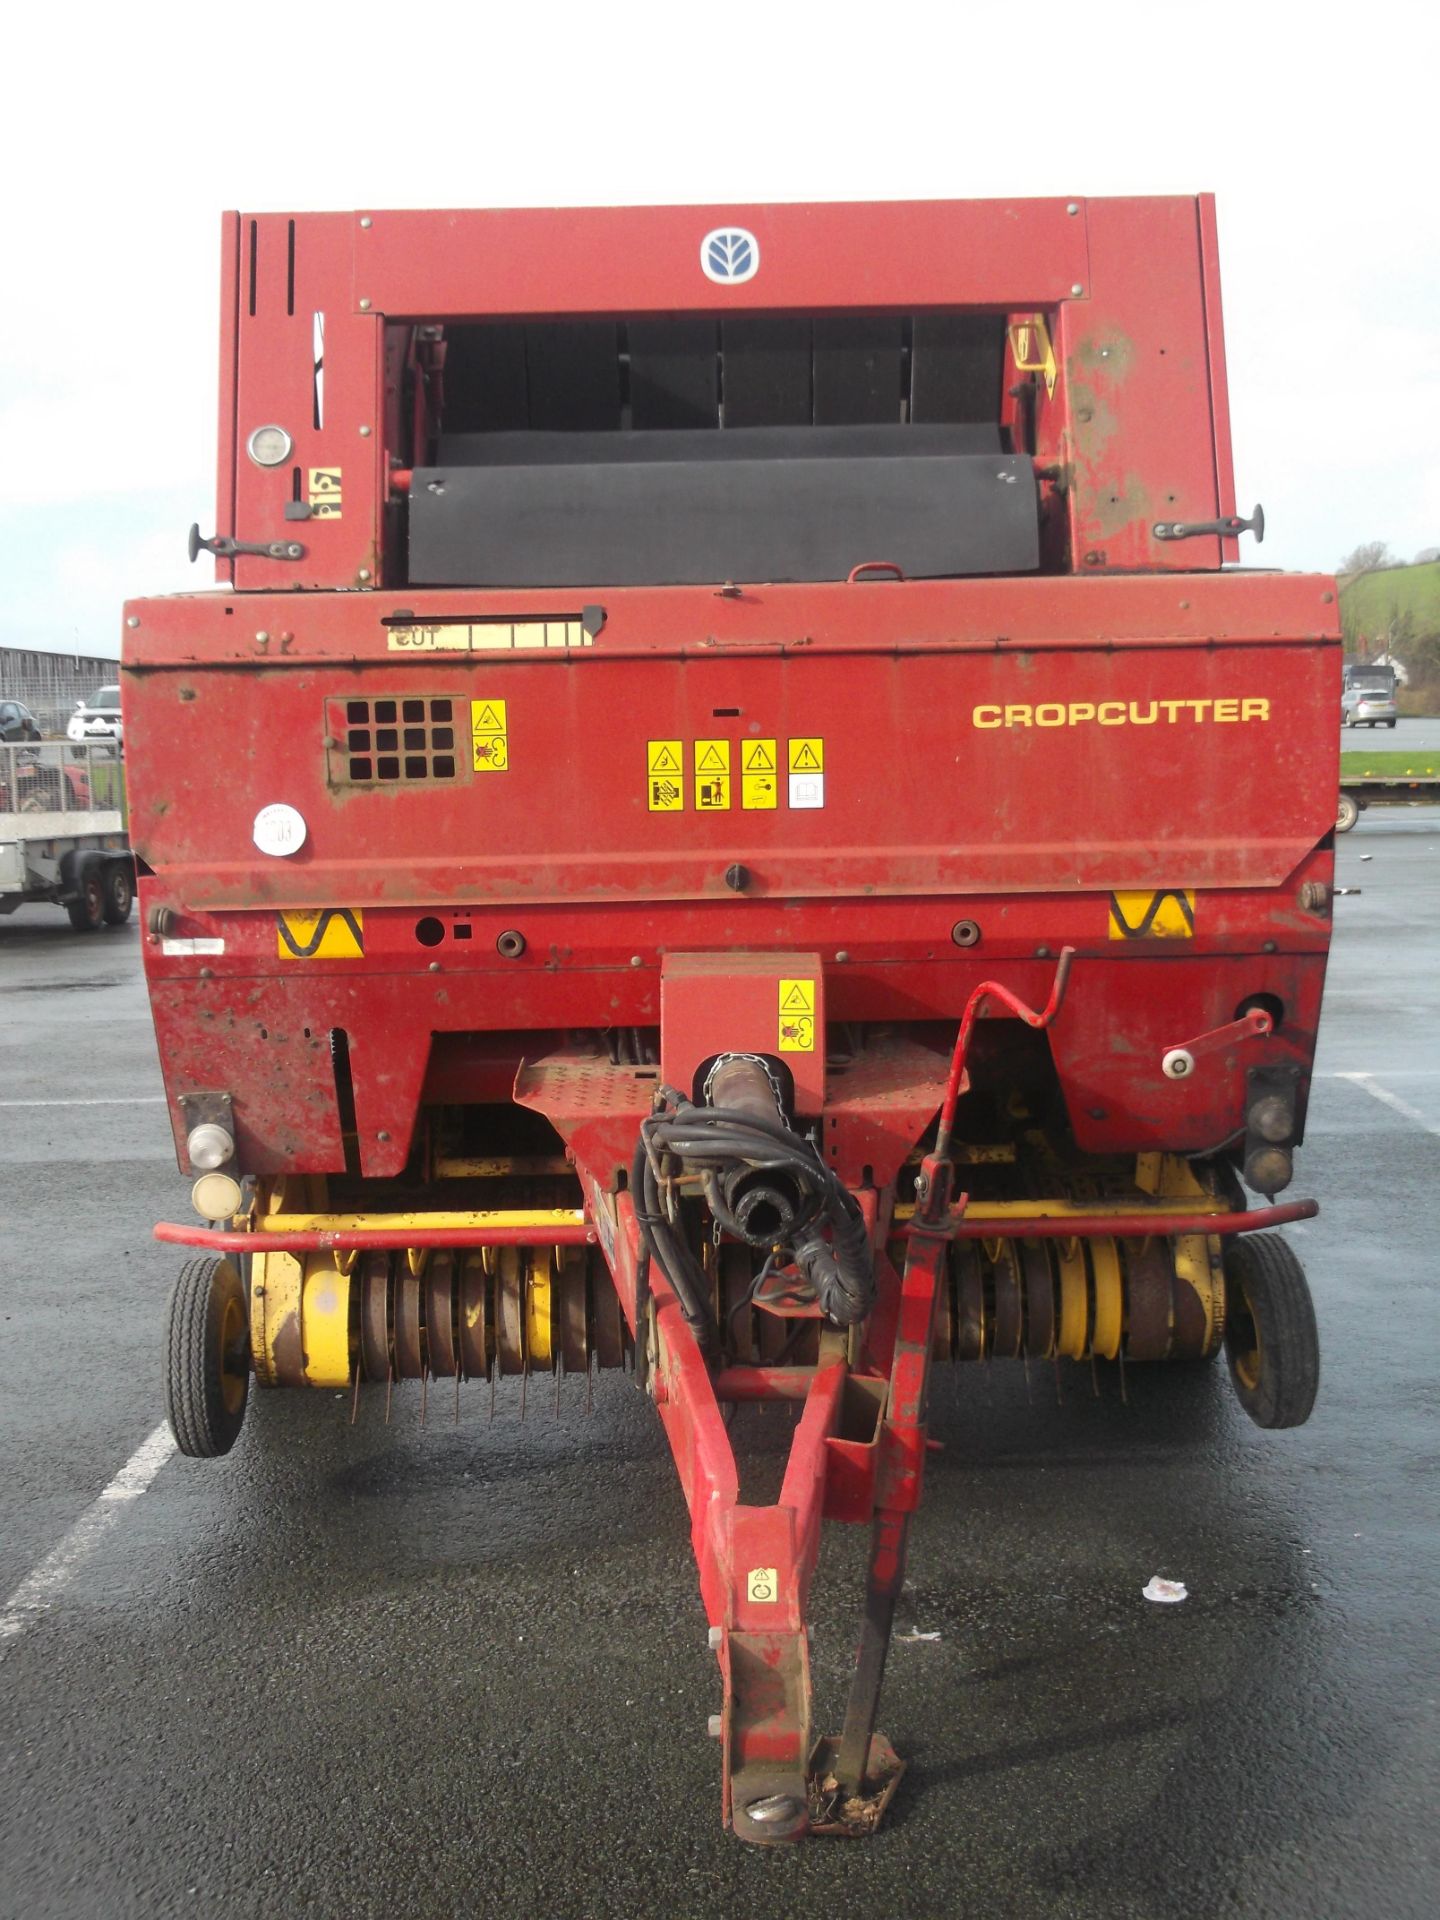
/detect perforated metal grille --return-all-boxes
[326,696,461,785]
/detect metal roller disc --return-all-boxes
[495,1247,526,1375]
[557,1248,589,1371]
[1090,1238,1123,1361]
[1169,1233,1216,1358]
[359,1250,392,1382]
[426,1251,458,1379]
[526,1249,554,1371]
[954,1244,987,1361]
[591,1268,626,1369]
[393,1268,424,1379]
[991,1243,1023,1358]
[1124,1240,1173,1361]
[720,1243,755,1362]
[1020,1240,1056,1358]
[459,1252,489,1378]
[931,1247,955,1362]
[1054,1239,1089,1359]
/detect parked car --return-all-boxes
[1341,681,1398,728]
[67,684,123,743]
[0,699,42,742]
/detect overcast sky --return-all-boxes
[1,0,1435,659]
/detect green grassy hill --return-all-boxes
[1339,559,1440,642]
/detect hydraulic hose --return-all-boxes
[631,1119,721,1362]
[636,1077,876,1343]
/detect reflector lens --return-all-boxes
[187,1122,235,1171]
[191,1172,243,1220]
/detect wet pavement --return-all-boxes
[1343,714,1440,753]
[2,811,1438,1920]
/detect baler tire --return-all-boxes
[1222,1233,1318,1430]
[65,858,106,931]
[102,859,134,925]
[165,1256,250,1457]
[1335,793,1359,833]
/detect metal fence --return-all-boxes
[0,647,121,737]
[0,741,127,822]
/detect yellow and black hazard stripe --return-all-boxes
[1107,890,1196,940]
[276,908,365,960]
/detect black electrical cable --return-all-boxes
[630,1114,722,1361]
[639,1093,875,1330]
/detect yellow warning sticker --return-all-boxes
[1108,889,1196,940]
[308,467,342,520]
[471,698,509,773]
[694,739,731,810]
[788,737,824,773]
[746,1567,778,1604]
[778,978,816,1053]
[740,739,778,809]
[647,740,684,811]
[276,908,365,960]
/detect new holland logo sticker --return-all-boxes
[700,227,759,285]
[277,908,365,960]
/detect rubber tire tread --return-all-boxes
[1335,793,1359,833]
[65,858,105,931]
[1223,1233,1319,1429]
[165,1256,248,1457]
[102,859,133,925]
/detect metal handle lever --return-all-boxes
[1153,504,1264,544]
[1161,1007,1272,1081]
[188,523,305,563]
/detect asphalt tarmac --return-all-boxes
[1343,715,1440,753]
[2,809,1438,1920]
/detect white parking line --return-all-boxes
[0,1097,166,1108]
[1316,1070,1440,1078]
[1334,1072,1440,1139]
[0,1423,175,1657]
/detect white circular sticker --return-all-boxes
[253,803,307,856]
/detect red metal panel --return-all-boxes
[139,934,1329,1177]
[351,199,1091,319]
[1197,194,1241,565]
[230,214,384,592]
[1060,198,1225,572]
[122,576,1340,913]
[214,213,241,587]
[661,953,826,1114]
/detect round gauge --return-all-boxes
[246,424,293,467]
